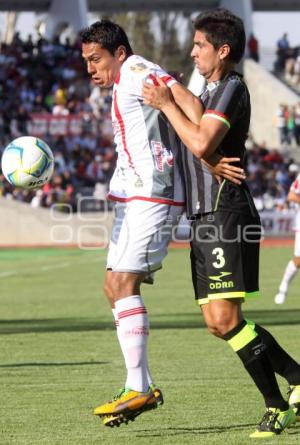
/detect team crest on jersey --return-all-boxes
[150,141,174,172]
[130,63,149,74]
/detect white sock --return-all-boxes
[279,260,298,294]
[115,295,150,393]
[112,308,119,331]
[112,307,153,387]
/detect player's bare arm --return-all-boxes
[287,190,300,204]
[170,82,203,124]
[143,76,228,159]
[143,78,245,184]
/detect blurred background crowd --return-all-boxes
[0,32,116,211]
[275,32,300,92]
[246,138,299,212]
[0,31,300,213]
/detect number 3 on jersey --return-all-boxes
[212,247,225,269]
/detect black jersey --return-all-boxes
[182,71,256,218]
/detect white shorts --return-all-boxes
[107,200,183,274]
[294,231,300,257]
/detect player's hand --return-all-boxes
[142,76,173,110]
[204,155,246,185]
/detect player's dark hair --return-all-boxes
[193,8,245,63]
[80,19,133,57]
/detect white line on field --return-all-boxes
[0,271,16,278]
[0,256,105,279]
[40,262,70,271]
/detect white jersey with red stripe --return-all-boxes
[108,54,185,206]
[290,173,300,231]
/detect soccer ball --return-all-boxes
[1,136,54,189]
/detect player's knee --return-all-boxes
[103,272,127,297]
[108,273,126,296]
[207,314,236,337]
[206,324,223,338]
[109,272,141,298]
[293,257,300,268]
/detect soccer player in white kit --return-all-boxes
[81,19,245,427]
[275,173,300,304]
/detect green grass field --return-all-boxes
[0,246,300,445]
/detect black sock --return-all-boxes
[252,322,300,386]
[224,320,289,410]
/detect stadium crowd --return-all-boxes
[0,32,116,211]
[0,32,299,212]
[275,103,300,147]
[245,138,299,211]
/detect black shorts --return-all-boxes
[190,211,261,305]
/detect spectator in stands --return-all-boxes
[31,189,44,208]
[276,104,289,145]
[54,150,67,175]
[15,105,31,135]
[52,83,69,115]
[295,102,300,145]
[287,106,296,145]
[293,54,300,87]
[252,188,264,211]
[86,155,107,184]
[247,33,259,62]
[23,34,34,55]
[263,149,283,165]
[11,32,22,49]
[276,33,290,71]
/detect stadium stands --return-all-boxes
[0,33,299,212]
[274,32,300,94]
[0,32,116,211]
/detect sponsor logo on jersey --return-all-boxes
[130,62,149,74]
[208,271,234,290]
[134,177,144,188]
[252,343,267,356]
[150,141,174,172]
[209,281,234,290]
[209,271,232,282]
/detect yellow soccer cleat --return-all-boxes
[102,413,130,428]
[149,385,164,407]
[94,387,157,416]
[288,385,300,419]
[250,407,296,438]
[96,386,164,427]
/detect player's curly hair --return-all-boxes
[193,8,245,63]
[80,19,133,57]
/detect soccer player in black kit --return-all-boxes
[143,8,300,438]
